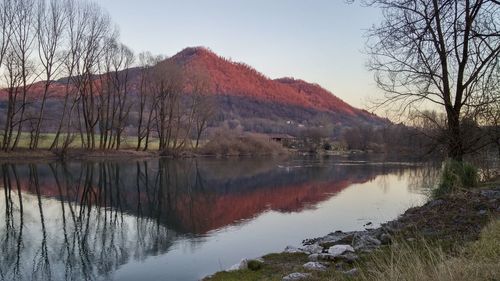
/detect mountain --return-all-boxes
[169,47,384,129]
[0,46,387,135]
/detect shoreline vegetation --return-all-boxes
[0,131,391,162]
[205,181,500,281]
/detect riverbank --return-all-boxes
[0,148,159,162]
[0,148,292,163]
[205,186,500,281]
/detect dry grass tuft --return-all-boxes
[361,219,500,281]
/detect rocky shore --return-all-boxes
[206,186,500,281]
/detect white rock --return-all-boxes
[282,272,312,281]
[354,234,382,250]
[328,244,355,257]
[303,261,327,271]
[301,244,323,254]
[284,245,304,253]
[227,258,248,271]
[308,253,319,261]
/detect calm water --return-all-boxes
[0,156,434,281]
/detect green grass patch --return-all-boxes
[434,159,478,197]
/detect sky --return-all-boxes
[98,0,383,109]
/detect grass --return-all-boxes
[206,219,500,281]
[0,132,169,151]
[433,159,478,197]
[362,219,500,281]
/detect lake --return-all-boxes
[0,156,434,281]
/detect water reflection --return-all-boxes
[0,158,432,281]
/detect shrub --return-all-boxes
[199,130,287,156]
[247,260,263,271]
[434,159,478,197]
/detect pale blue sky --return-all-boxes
[98,0,382,109]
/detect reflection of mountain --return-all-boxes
[7,159,396,234]
[0,158,417,281]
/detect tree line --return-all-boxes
[0,0,215,154]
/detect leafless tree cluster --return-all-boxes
[0,0,127,151]
[366,0,500,160]
[0,0,216,153]
[134,56,216,154]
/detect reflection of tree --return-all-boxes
[406,163,441,195]
[0,162,178,281]
[31,164,52,281]
[0,158,436,281]
[0,164,23,281]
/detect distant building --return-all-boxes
[266,134,296,146]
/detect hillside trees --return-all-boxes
[0,0,218,153]
[366,0,500,161]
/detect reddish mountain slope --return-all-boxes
[169,47,380,123]
[0,46,385,129]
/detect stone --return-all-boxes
[366,236,382,246]
[427,199,445,208]
[316,231,355,248]
[317,232,354,248]
[353,234,382,251]
[480,190,500,199]
[227,258,248,271]
[282,272,312,281]
[379,233,392,245]
[308,254,319,262]
[382,225,397,234]
[336,252,359,263]
[328,245,355,257]
[301,244,323,254]
[343,268,359,276]
[284,246,304,253]
[303,261,327,271]
[317,253,336,261]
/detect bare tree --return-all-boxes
[50,0,89,151]
[98,41,133,150]
[366,0,500,161]
[30,0,66,149]
[2,49,22,151]
[0,0,15,151]
[10,0,38,150]
[151,60,184,154]
[188,69,216,150]
[136,52,162,151]
[0,0,13,71]
[69,1,112,149]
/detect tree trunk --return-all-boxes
[446,108,464,161]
